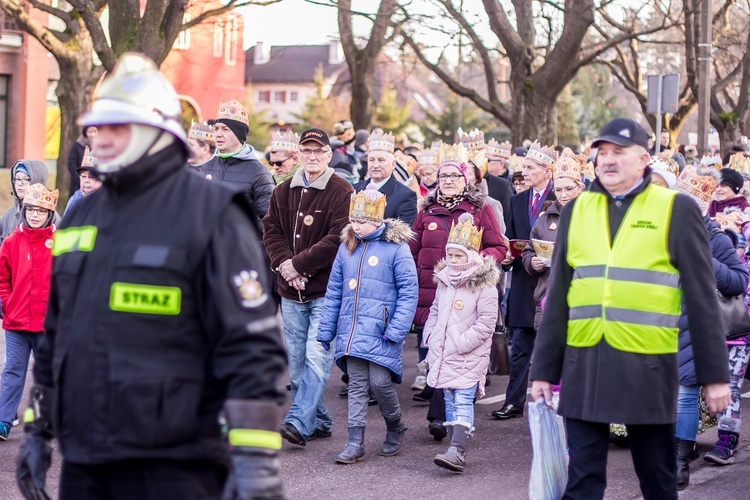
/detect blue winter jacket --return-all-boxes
[678,216,748,386]
[317,219,418,383]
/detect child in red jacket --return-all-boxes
[0,184,58,440]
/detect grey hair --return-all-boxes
[694,166,721,184]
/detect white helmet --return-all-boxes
[77,52,187,146]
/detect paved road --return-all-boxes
[1,331,749,499]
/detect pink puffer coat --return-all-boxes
[423,256,499,398]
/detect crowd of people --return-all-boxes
[0,52,747,499]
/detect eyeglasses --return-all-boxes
[269,157,292,167]
[14,177,31,185]
[554,186,579,195]
[438,174,464,182]
[299,148,329,157]
[25,208,48,215]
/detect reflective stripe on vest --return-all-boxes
[52,226,97,256]
[566,184,681,354]
[110,282,182,315]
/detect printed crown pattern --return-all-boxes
[269,130,299,152]
[80,147,98,169]
[553,148,585,181]
[457,128,485,151]
[447,215,483,252]
[349,190,387,223]
[437,143,468,166]
[188,121,216,143]
[676,165,717,205]
[217,100,249,126]
[728,153,750,175]
[395,151,418,176]
[23,183,58,212]
[468,150,489,178]
[525,141,557,169]
[369,131,395,153]
[420,148,437,166]
[648,153,680,177]
[486,138,512,159]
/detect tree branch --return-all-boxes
[182,0,283,30]
[67,0,116,70]
[28,0,78,34]
[1,0,69,58]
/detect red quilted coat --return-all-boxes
[409,187,507,327]
[0,224,55,332]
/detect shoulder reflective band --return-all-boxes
[52,226,98,256]
[228,429,282,450]
[110,283,181,315]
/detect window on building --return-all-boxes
[289,91,298,103]
[258,91,270,104]
[225,17,238,66]
[173,14,191,50]
[213,21,223,58]
[273,91,286,104]
[0,76,8,168]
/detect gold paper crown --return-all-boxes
[486,139,512,159]
[437,143,468,166]
[715,210,746,234]
[447,214,483,252]
[430,140,443,151]
[217,100,249,126]
[269,130,299,152]
[368,131,395,153]
[23,183,58,212]
[525,141,557,169]
[420,148,437,166]
[728,153,750,175]
[349,189,387,224]
[395,151,418,177]
[468,150,489,178]
[676,165,718,211]
[80,147,98,169]
[188,121,215,143]
[553,148,585,181]
[457,128,485,151]
[648,154,680,177]
[583,161,595,179]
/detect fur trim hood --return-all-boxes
[420,185,485,212]
[433,255,499,291]
[341,218,414,253]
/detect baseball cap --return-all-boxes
[299,128,330,148]
[591,117,650,150]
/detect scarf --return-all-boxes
[436,186,468,211]
[445,254,482,287]
[708,196,750,218]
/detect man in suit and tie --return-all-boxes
[353,132,418,226]
[492,141,557,420]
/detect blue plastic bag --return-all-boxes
[528,399,568,500]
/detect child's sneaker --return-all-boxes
[0,421,11,441]
[704,431,739,465]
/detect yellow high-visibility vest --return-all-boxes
[566,184,681,354]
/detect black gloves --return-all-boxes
[16,385,54,500]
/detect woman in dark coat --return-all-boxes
[675,166,748,489]
[522,150,585,330]
[408,145,507,438]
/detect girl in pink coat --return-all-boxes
[422,213,499,473]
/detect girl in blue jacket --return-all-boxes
[317,186,418,464]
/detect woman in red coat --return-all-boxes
[409,143,507,438]
[0,184,57,440]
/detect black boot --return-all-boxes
[381,418,407,456]
[428,419,447,441]
[676,438,695,490]
[335,426,365,464]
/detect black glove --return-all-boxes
[16,385,54,500]
[223,449,283,500]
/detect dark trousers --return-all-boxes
[427,387,446,422]
[564,419,677,500]
[504,326,535,406]
[60,459,228,500]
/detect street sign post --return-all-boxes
[647,74,679,154]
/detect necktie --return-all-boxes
[533,192,540,209]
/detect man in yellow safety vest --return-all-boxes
[530,118,730,500]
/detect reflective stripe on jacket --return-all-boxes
[566,184,681,354]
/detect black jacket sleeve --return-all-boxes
[529,199,575,383]
[670,195,730,385]
[198,203,287,403]
[397,189,418,227]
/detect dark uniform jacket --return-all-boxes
[484,173,513,225]
[531,171,730,424]
[353,175,418,227]
[35,143,287,464]
[505,185,555,329]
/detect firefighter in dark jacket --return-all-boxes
[15,53,287,500]
[530,118,730,500]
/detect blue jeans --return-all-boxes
[281,297,334,438]
[675,384,700,441]
[444,383,478,432]
[0,331,41,423]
